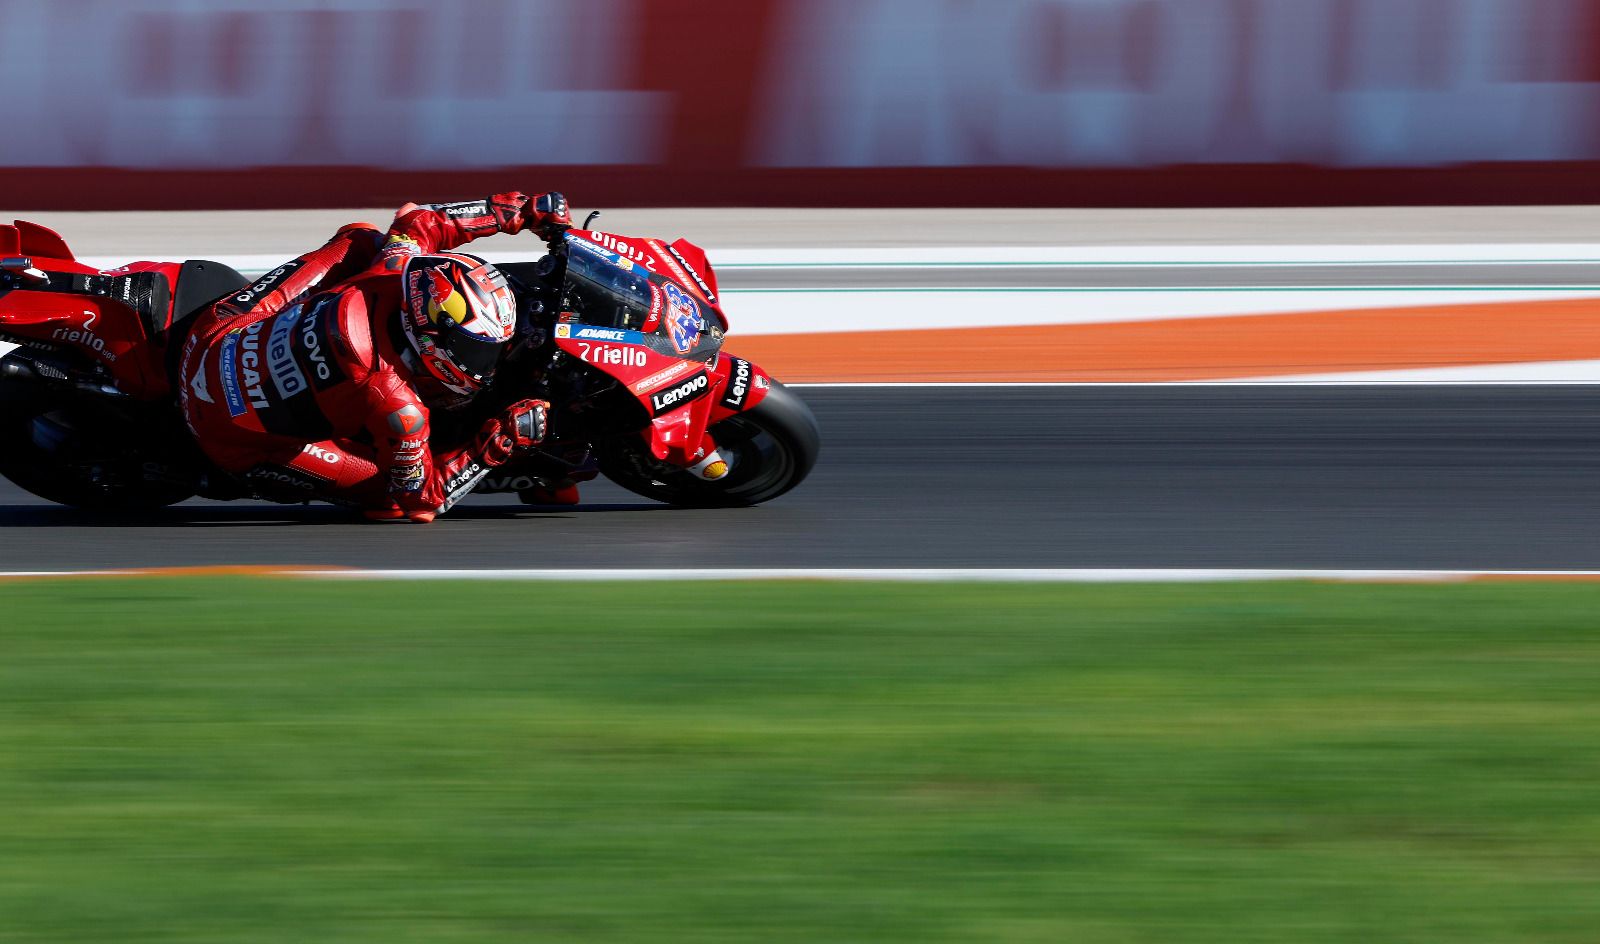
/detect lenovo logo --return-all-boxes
[649,372,710,415]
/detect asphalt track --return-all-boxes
[2,385,1598,572]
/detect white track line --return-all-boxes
[6,569,1600,582]
[219,568,1600,581]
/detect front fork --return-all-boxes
[647,352,773,481]
[475,352,775,495]
[685,435,731,481]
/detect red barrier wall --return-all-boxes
[0,0,1596,210]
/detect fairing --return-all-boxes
[552,231,762,467]
[0,221,178,398]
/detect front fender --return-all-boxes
[631,353,780,468]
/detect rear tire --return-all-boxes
[0,379,195,510]
[598,380,820,507]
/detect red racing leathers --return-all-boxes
[177,192,570,522]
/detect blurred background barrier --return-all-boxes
[1,0,1599,209]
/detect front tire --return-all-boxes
[599,380,820,507]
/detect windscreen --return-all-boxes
[561,235,655,330]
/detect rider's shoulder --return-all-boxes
[313,287,377,378]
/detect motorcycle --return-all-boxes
[0,215,820,513]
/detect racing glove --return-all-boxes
[474,398,550,466]
[457,191,567,240]
[523,192,573,243]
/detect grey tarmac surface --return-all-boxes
[2,386,1598,572]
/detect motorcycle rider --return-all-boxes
[177,191,573,523]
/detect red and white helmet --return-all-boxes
[399,253,516,396]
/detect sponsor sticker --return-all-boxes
[388,404,426,436]
[570,325,638,343]
[662,282,701,355]
[584,231,656,271]
[568,236,617,266]
[643,282,664,332]
[391,461,426,494]
[665,244,718,304]
[633,360,697,393]
[295,296,344,391]
[446,461,483,493]
[188,361,213,405]
[219,331,246,417]
[301,443,340,467]
[379,234,421,271]
[650,239,692,285]
[555,323,571,339]
[443,200,490,218]
[577,342,648,368]
[226,259,301,313]
[648,371,710,416]
[246,465,321,494]
[237,321,270,410]
[720,357,754,410]
[267,303,309,400]
[49,322,117,362]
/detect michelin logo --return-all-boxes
[220,332,247,417]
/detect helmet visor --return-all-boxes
[438,320,504,381]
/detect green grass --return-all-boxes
[3,579,1600,943]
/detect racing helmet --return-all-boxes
[399,253,516,396]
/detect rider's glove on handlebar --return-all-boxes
[525,192,573,243]
[475,398,550,466]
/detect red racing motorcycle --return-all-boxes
[0,217,820,512]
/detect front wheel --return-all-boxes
[598,380,820,507]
